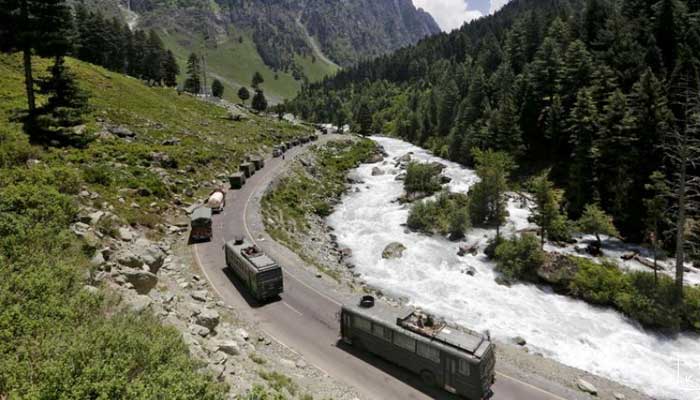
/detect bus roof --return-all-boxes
[191,206,212,222]
[226,240,279,272]
[343,300,491,359]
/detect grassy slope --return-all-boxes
[0,53,313,397]
[160,29,338,104]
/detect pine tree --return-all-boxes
[577,203,619,250]
[468,148,514,239]
[566,88,600,216]
[162,50,179,87]
[211,79,224,98]
[354,102,372,136]
[184,53,201,94]
[144,29,165,84]
[0,0,73,117]
[35,56,89,135]
[237,86,250,104]
[251,89,268,111]
[644,171,670,285]
[528,169,566,248]
[491,93,523,156]
[252,71,264,88]
[436,80,459,136]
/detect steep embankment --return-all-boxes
[0,54,325,399]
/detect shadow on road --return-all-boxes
[334,340,461,400]
[221,267,282,308]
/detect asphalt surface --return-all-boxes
[193,136,579,400]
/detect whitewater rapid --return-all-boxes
[327,136,700,400]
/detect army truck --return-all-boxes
[190,207,213,242]
[341,296,495,400]
[229,172,246,189]
[240,162,255,177]
[251,156,265,170]
[225,238,283,302]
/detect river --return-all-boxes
[327,136,700,400]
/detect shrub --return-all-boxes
[404,162,441,195]
[568,258,627,305]
[83,163,113,186]
[406,192,469,237]
[493,234,545,281]
[614,272,681,330]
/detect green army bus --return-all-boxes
[225,238,283,302]
[341,296,495,399]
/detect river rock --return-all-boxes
[613,393,625,400]
[537,253,579,287]
[371,167,385,176]
[382,242,406,259]
[366,153,384,163]
[513,336,527,346]
[119,267,158,294]
[576,378,598,396]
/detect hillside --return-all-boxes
[287,0,700,243]
[0,53,320,398]
[117,0,440,101]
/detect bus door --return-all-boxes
[443,355,458,394]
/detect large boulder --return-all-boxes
[366,153,384,163]
[119,267,158,294]
[113,238,166,273]
[536,253,579,288]
[216,340,241,356]
[382,242,406,259]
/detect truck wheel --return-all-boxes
[420,370,436,387]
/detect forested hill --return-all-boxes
[287,0,700,241]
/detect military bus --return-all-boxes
[341,296,495,399]
[224,238,283,302]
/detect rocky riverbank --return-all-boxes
[262,138,652,400]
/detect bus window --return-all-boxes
[354,316,372,333]
[458,359,470,376]
[393,332,416,352]
[372,323,392,341]
[416,341,440,363]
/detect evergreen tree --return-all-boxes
[468,149,514,239]
[644,171,670,285]
[490,93,523,156]
[355,102,372,136]
[251,89,268,111]
[566,88,600,216]
[252,71,264,88]
[0,0,73,117]
[238,86,250,104]
[162,50,179,87]
[144,29,165,84]
[577,203,619,249]
[35,56,89,135]
[528,169,567,248]
[184,53,201,94]
[211,79,224,98]
[436,80,459,136]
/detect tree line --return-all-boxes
[286,0,700,300]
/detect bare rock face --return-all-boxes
[382,242,406,259]
[119,267,158,294]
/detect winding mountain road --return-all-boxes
[193,135,584,400]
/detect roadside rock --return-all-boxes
[216,340,241,356]
[119,267,158,294]
[577,378,598,396]
[118,227,134,241]
[194,308,220,331]
[191,290,208,302]
[235,328,250,341]
[127,294,153,313]
[113,238,165,273]
[382,242,406,259]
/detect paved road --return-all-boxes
[193,136,581,400]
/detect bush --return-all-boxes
[83,163,113,186]
[404,162,441,195]
[493,234,545,281]
[614,272,681,330]
[406,192,469,237]
[568,258,627,305]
